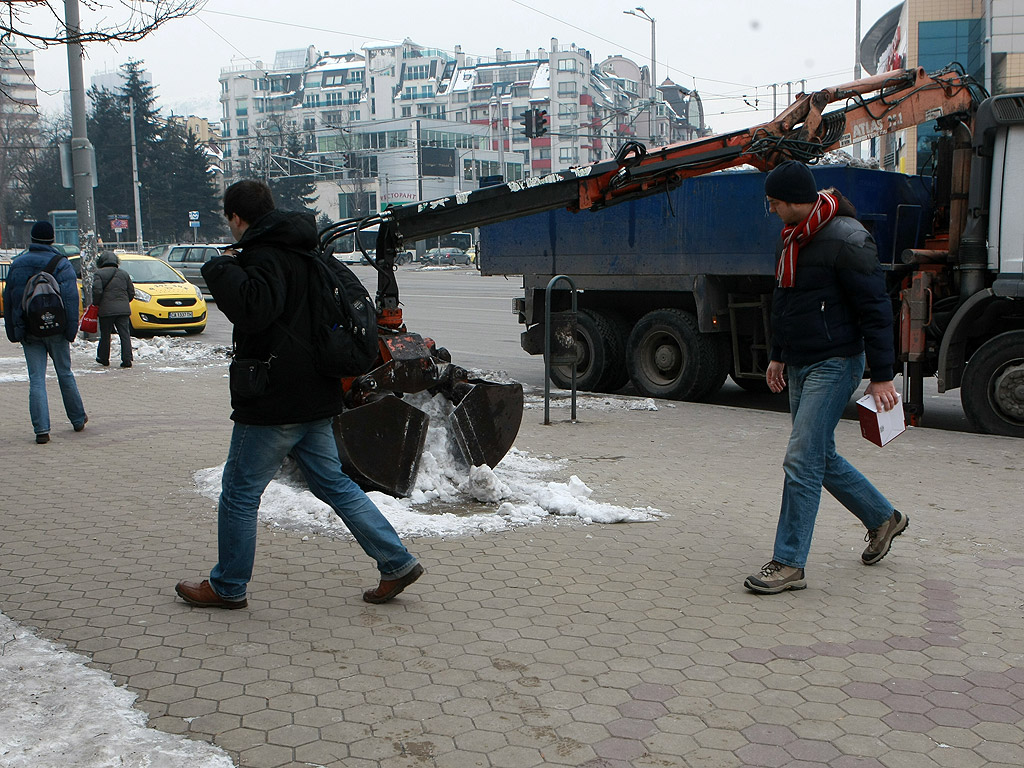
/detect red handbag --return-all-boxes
[80,304,99,334]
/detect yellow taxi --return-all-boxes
[69,253,208,335]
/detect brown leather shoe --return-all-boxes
[175,579,247,609]
[363,563,424,604]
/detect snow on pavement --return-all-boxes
[0,613,235,768]
[0,335,665,767]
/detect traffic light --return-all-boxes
[519,109,535,138]
[533,109,548,138]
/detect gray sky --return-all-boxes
[24,0,900,134]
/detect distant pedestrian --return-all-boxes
[2,221,88,444]
[744,161,908,595]
[92,251,135,368]
[175,179,422,610]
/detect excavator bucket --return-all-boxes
[450,380,525,468]
[332,396,429,497]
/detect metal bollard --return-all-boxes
[543,274,578,425]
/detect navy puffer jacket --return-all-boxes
[769,216,895,382]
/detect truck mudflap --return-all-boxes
[333,331,525,497]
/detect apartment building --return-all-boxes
[0,45,41,245]
[217,37,700,216]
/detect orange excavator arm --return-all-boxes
[319,65,979,497]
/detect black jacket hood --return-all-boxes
[233,209,318,254]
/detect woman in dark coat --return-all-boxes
[92,251,135,368]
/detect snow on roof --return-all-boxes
[531,62,550,90]
[309,55,364,73]
[450,69,477,93]
[362,40,401,50]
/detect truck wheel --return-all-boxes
[627,309,712,400]
[961,330,1024,437]
[597,312,631,392]
[549,309,620,392]
[692,333,731,401]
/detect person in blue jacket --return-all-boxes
[744,161,908,594]
[2,221,87,444]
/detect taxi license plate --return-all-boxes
[168,311,193,319]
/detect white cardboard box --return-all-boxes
[856,393,906,446]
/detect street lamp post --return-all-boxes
[624,6,657,144]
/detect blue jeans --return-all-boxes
[22,334,87,435]
[209,419,418,601]
[773,354,893,568]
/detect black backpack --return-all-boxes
[285,249,379,378]
[21,254,67,337]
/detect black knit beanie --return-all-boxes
[764,161,818,204]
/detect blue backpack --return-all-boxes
[21,254,67,337]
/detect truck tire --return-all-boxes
[599,312,632,392]
[961,330,1024,437]
[549,309,621,392]
[692,333,731,401]
[627,309,712,400]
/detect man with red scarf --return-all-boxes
[744,161,908,594]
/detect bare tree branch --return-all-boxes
[0,0,201,48]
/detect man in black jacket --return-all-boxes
[175,180,422,609]
[744,161,908,595]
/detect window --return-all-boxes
[349,110,360,121]
[559,103,577,120]
[559,147,578,163]
[236,119,248,136]
[339,191,378,217]
[557,58,577,72]
[402,106,412,117]
[557,81,578,97]
[235,99,248,116]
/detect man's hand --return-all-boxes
[865,380,899,412]
[766,360,786,393]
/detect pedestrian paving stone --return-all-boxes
[3,352,1024,767]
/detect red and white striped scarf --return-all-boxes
[776,191,839,288]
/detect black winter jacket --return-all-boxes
[770,216,895,382]
[202,209,345,424]
[92,266,135,317]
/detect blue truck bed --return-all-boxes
[479,166,934,277]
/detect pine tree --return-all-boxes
[269,132,319,214]
[85,60,223,245]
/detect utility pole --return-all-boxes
[854,0,863,159]
[64,0,98,306]
[129,96,144,249]
[624,7,657,144]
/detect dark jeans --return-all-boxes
[97,314,132,365]
[209,419,418,601]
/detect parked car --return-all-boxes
[147,243,177,261]
[161,244,228,296]
[69,253,207,335]
[424,247,471,266]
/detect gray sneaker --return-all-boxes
[862,509,908,565]
[744,561,807,594]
